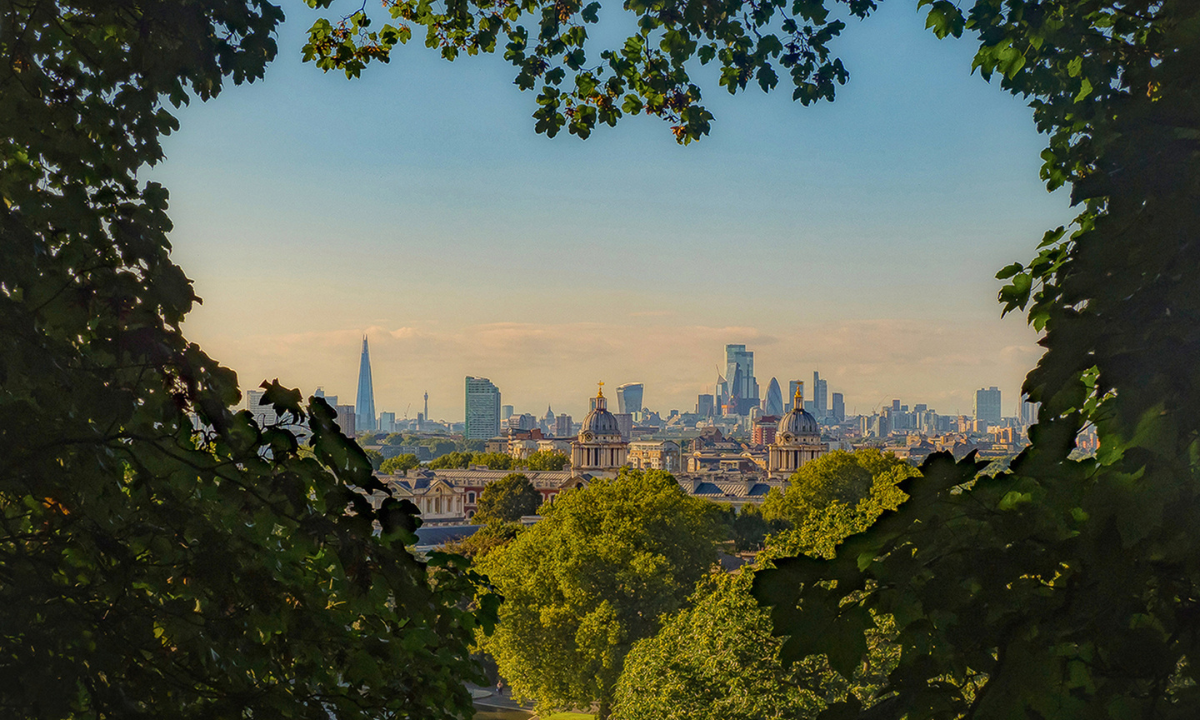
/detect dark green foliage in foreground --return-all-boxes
[310,0,1200,715]
[474,473,543,524]
[477,469,724,719]
[0,1,493,717]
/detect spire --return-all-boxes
[355,334,376,432]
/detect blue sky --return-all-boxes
[156,0,1073,421]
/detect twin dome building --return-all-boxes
[570,384,826,477]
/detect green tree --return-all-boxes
[380,453,421,474]
[365,447,385,470]
[726,503,785,553]
[445,521,524,559]
[428,451,475,469]
[760,449,915,530]
[474,473,543,524]
[473,451,515,470]
[520,450,570,471]
[0,1,494,717]
[429,439,458,457]
[615,568,897,720]
[476,469,723,718]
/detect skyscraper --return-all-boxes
[617,383,644,415]
[355,335,376,433]
[787,380,804,412]
[724,344,759,415]
[764,377,784,416]
[555,413,573,438]
[813,371,828,419]
[465,376,502,440]
[974,386,1002,426]
[831,392,845,422]
[696,394,714,417]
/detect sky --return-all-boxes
[154,0,1075,422]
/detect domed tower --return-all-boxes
[769,385,828,476]
[572,383,629,471]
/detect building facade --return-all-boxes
[465,376,502,440]
[627,440,681,472]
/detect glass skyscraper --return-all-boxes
[355,335,376,433]
[724,344,759,415]
[465,376,501,440]
[974,386,1003,426]
[617,383,644,415]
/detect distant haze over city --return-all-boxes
[212,325,1037,423]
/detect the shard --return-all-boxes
[355,335,376,432]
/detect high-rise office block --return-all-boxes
[613,413,633,441]
[502,405,514,420]
[378,411,396,433]
[334,404,357,436]
[764,378,784,417]
[724,344,760,415]
[787,380,804,412]
[617,383,644,415]
[355,336,376,433]
[315,388,338,408]
[813,371,828,418]
[555,413,573,438]
[696,394,714,417]
[831,392,845,422]
[465,377,502,440]
[974,386,1003,426]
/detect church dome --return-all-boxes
[579,386,623,442]
[775,386,820,444]
[777,407,820,438]
[582,408,621,437]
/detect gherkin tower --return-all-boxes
[355,335,376,433]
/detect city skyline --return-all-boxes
[293,333,1030,424]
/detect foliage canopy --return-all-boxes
[476,469,723,718]
[474,472,543,523]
